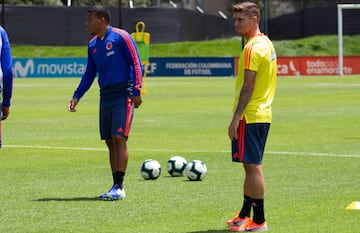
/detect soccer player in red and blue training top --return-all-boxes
[68,5,142,200]
[0,26,14,148]
[227,2,277,232]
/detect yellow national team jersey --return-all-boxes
[233,34,277,123]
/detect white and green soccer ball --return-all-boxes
[140,159,161,180]
[166,156,187,177]
[185,160,207,181]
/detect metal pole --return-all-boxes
[119,0,122,28]
[337,5,343,76]
[263,0,268,35]
[2,0,5,28]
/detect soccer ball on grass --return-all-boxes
[140,159,161,180]
[166,156,187,177]
[184,160,207,181]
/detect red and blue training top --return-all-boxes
[73,26,142,100]
[0,26,13,107]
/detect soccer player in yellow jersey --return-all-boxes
[226,2,276,232]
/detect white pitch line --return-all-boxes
[266,151,360,158]
[3,144,107,151]
[2,144,360,158]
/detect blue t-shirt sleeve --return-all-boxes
[73,46,97,100]
[1,28,13,107]
[119,33,142,96]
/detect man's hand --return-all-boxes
[131,96,142,108]
[228,115,240,141]
[68,98,79,112]
[1,106,9,120]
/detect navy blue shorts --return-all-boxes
[99,97,134,140]
[231,119,270,164]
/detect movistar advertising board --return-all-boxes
[13,58,87,78]
[13,57,235,78]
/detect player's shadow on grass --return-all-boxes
[187,230,229,233]
[33,197,99,202]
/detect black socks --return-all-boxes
[239,195,252,218]
[113,171,125,188]
[252,198,265,224]
[239,195,265,224]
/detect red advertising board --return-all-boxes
[235,56,360,76]
[277,56,360,76]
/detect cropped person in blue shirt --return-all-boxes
[68,5,142,200]
[0,26,14,148]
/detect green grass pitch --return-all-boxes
[0,76,359,232]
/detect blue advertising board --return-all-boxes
[13,57,235,78]
[146,57,235,77]
[13,58,87,78]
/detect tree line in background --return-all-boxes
[4,0,359,18]
[5,0,149,6]
[233,0,358,18]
